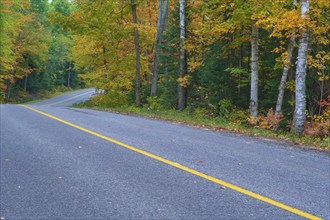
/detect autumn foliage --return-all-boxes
[1,0,329,141]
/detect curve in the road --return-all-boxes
[46,91,94,106]
[31,88,95,107]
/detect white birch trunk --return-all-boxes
[275,34,296,118]
[250,24,258,118]
[294,0,309,134]
[275,0,297,119]
[178,0,186,111]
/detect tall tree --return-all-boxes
[0,0,51,101]
[57,0,140,106]
[0,0,28,101]
[294,0,310,134]
[131,0,141,106]
[150,0,168,97]
[250,24,258,118]
[274,0,298,119]
[177,0,186,111]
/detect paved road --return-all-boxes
[1,89,329,219]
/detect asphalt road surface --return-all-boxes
[1,89,329,219]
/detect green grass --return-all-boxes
[72,101,329,150]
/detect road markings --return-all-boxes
[45,91,94,106]
[20,104,322,220]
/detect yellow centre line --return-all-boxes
[19,104,322,220]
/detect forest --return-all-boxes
[0,0,329,142]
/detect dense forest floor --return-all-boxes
[72,101,329,150]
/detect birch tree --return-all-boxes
[274,0,297,119]
[177,0,186,111]
[294,0,309,134]
[250,24,258,118]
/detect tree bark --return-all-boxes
[275,0,297,119]
[150,0,168,97]
[318,68,325,116]
[294,0,309,135]
[67,61,71,88]
[131,0,141,107]
[177,0,186,111]
[24,75,28,91]
[275,34,296,118]
[6,80,11,103]
[250,24,258,118]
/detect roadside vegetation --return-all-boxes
[7,86,76,104]
[1,0,329,147]
[74,97,329,149]
[0,0,83,104]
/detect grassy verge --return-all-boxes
[72,101,329,150]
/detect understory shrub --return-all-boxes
[304,109,330,140]
[247,109,283,130]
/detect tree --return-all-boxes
[55,0,142,106]
[250,24,258,118]
[131,0,141,106]
[294,0,310,134]
[150,0,169,97]
[177,0,186,111]
[274,0,298,119]
[4,0,327,138]
[0,0,51,101]
[0,0,30,101]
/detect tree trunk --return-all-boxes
[6,83,11,103]
[318,68,325,116]
[67,61,71,88]
[131,0,141,107]
[289,69,295,123]
[177,0,186,111]
[150,0,168,97]
[294,0,309,135]
[144,50,151,82]
[162,0,169,85]
[275,0,297,119]
[24,75,28,91]
[275,34,296,118]
[161,0,169,31]
[250,24,258,118]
